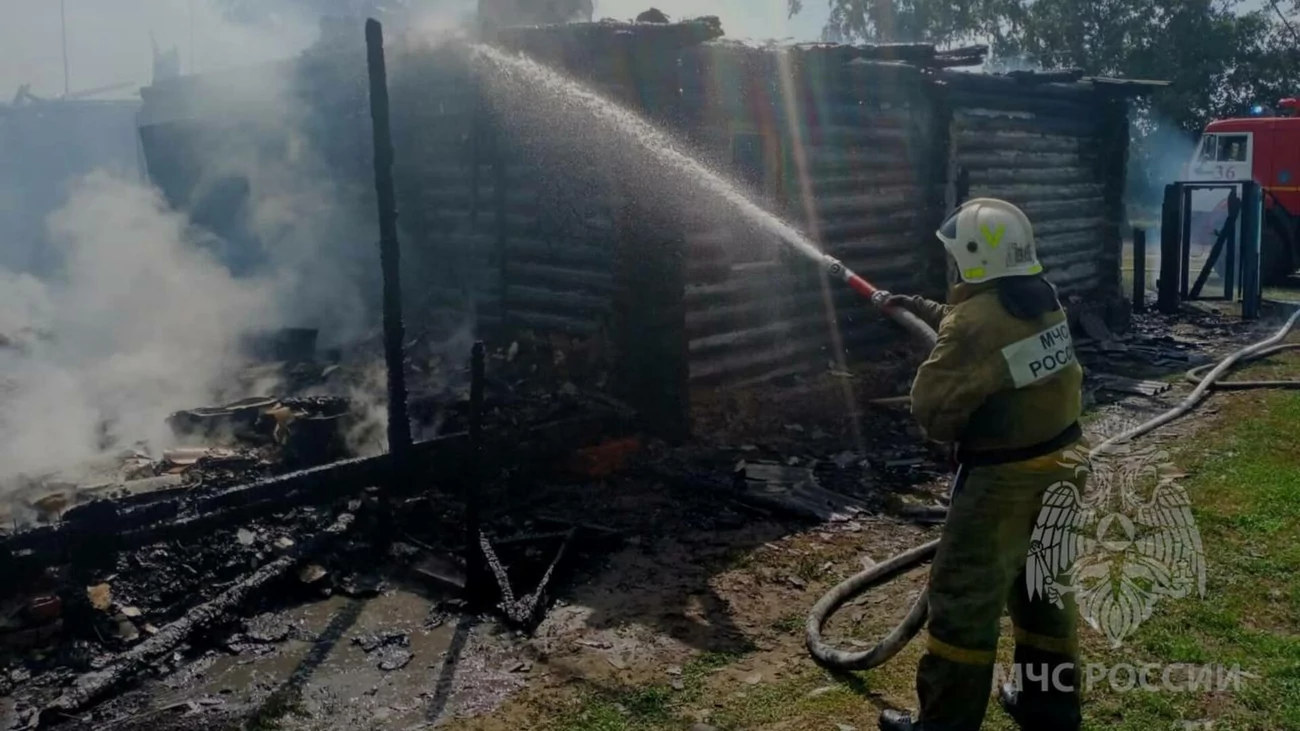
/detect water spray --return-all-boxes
[469,43,937,349]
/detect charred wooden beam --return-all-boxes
[489,17,724,55]
[365,19,414,478]
[464,341,489,602]
[37,512,355,726]
[0,409,630,579]
[919,69,952,300]
[1004,68,1085,84]
[785,42,987,68]
[478,527,576,629]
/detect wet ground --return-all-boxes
[8,587,529,731]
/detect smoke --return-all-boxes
[1127,103,1199,221]
[196,90,382,349]
[0,172,276,486]
[0,2,429,492]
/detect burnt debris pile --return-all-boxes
[0,319,643,725]
[0,315,956,729]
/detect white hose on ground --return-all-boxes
[805,309,1300,672]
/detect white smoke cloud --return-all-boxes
[0,2,395,492]
[0,172,277,486]
[0,0,320,99]
[0,0,512,494]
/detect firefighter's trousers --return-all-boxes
[915,450,1084,730]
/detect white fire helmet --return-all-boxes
[935,198,1042,284]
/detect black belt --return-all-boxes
[956,421,1082,467]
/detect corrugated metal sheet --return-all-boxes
[946,73,1116,299]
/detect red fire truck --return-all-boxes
[1185,98,1300,283]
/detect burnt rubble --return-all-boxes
[0,305,1273,729]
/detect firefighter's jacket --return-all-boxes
[901,281,1082,456]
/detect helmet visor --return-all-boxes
[937,209,960,241]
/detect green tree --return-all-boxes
[789,0,1296,131]
[787,0,1013,43]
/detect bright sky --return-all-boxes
[0,0,830,100]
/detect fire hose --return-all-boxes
[803,266,1300,671]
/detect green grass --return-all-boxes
[1074,360,1300,730]
[771,612,804,634]
[547,651,749,731]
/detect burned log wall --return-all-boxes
[943,72,1126,309]
[387,48,503,333]
[677,46,944,388]
[670,53,1141,388]
[387,43,626,345]
[137,30,1149,436]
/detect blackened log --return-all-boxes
[37,513,355,726]
[1005,68,1085,84]
[490,17,724,54]
[0,410,630,578]
[464,341,489,601]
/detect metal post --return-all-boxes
[365,19,413,470]
[1224,190,1238,302]
[1179,185,1193,299]
[1132,228,1147,313]
[1157,184,1182,314]
[1241,182,1263,320]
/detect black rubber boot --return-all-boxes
[998,682,1080,730]
[997,648,1082,731]
[879,709,969,731]
[878,709,917,731]
[997,683,1032,727]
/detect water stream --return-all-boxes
[467,43,829,266]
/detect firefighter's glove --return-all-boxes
[873,291,912,311]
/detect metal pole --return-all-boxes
[1157,184,1182,315]
[60,0,70,96]
[1241,182,1263,320]
[365,19,413,470]
[1224,189,1238,302]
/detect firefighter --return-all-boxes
[873,198,1086,731]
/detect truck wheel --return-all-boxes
[1260,225,1295,286]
